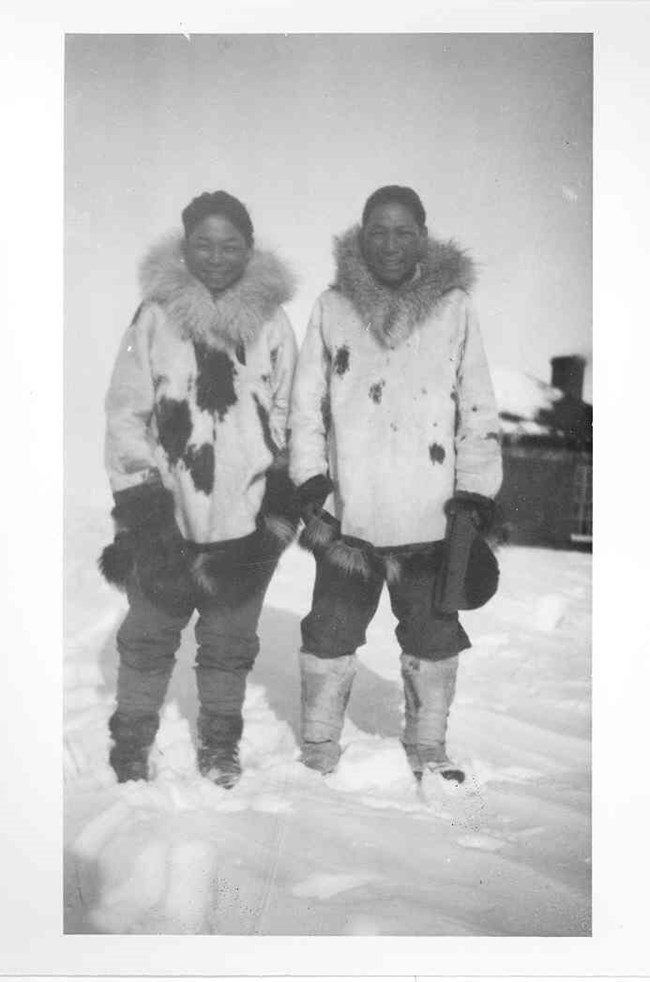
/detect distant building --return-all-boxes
[495,356,592,550]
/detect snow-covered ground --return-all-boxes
[64,501,590,936]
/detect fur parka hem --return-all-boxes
[299,505,499,611]
[100,512,298,617]
[100,461,300,615]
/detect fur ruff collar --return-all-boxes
[332,225,476,348]
[139,232,296,348]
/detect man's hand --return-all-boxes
[445,491,495,535]
[296,474,335,525]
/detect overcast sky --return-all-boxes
[65,33,592,498]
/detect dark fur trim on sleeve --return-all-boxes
[189,531,279,604]
[263,514,298,549]
[323,539,376,579]
[298,509,339,552]
[379,542,445,585]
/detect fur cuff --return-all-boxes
[299,509,339,552]
[299,511,390,582]
[188,530,279,604]
[263,513,299,549]
[322,538,377,580]
[299,509,445,585]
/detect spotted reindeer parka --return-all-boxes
[288,226,502,551]
[105,233,297,544]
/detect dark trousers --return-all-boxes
[115,555,277,718]
[301,550,470,661]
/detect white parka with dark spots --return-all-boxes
[105,233,297,544]
[289,226,502,551]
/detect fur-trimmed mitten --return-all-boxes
[433,492,499,613]
[296,474,338,553]
[99,480,194,616]
[259,451,301,551]
[444,491,496,535]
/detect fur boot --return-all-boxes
[400,653,464,783]
[196,711,244,789]
[299,652,357,775]
[108,711,160,783]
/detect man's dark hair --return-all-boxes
[361,185,427,229]
[182,191,254,246]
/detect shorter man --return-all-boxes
[100,191,298,788]
[289,185,502,782]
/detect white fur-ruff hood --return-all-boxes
[332,225,476,348]
[138,232,296,349]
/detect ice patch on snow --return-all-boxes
[456,833,505,852]
[292,872,381,899]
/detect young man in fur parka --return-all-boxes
[289,185,503,782]
[100,191,298,788]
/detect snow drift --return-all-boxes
[64,500,590,936]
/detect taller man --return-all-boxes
[289,185,502,783]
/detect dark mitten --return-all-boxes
[98,531,136,587]
[111,480,177,535]
[444,491,496,535]
[297,474,335,524]
[99,481,176,588]
[260,458,301,550]
[434,493,499,613]
[99,481,193,615]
